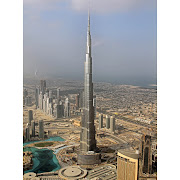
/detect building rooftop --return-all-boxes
[118,149,139,159]
[86,164,117,180]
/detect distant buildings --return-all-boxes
[49,90,53,98]
[106,115,110,129]
[35,87,40,108]
[37,80,71,119]
[117,149,139,180]
[23,89,32,106]
[57,88,61,99]
[31,120,35,137]
[40,80,46,95]
[79,91,84,108]
[110,116,115,133]
[76,94,80,109]
[39,120,44,139]
[99,114,103,129]
[24,96,32,106]
[23,89,28,98]
[25,123,30,141]
[64,98,70,117]
[39,92,43,110]
[28,110,33,126]
[54,102,64,118]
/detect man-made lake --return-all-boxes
[24,136,64,174]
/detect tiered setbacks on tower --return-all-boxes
[78,10,101,165]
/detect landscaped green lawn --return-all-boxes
[34,142,54,147]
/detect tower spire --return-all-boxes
[87,0,90,34]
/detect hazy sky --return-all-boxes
[24,0,157,85]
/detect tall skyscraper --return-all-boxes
[28,110,33,125]
[80,10,97,153]
[99,114,103,129]
[38,92,43,110]
[57,88,61,99]
[35,87,40,108]
[106,115,110,129]
[31,120,35,137]
[40,80,46,95]
[43,93,48,113]
[49,90,53,98]
[140,135,152,174]
[25,123,30,141]
[54,102,64,118]
[79,91,84,108]
[23,89,28,98]
[64,98,70,117]
[110,116,115,133]
[25,96,32,106]
[117,149,139,180]
[39,120,44,139]
[76,94,80,109]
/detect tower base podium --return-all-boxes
[78,151,101,165]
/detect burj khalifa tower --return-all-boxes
[80,10,96,152]
[78,10,101,165]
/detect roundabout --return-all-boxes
[58,166,87,179]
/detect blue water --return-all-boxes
[54,145,67,154]
[24,147,60,174]
[23,136,64,174]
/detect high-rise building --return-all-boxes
[28,110,33,125]
[25,96,32,106]
[23,89,28,98]
[99,114,103,129]
[38,92,43,110]
[49,102,53,115]
[40,80,46,95]
[140,135,152,174]
[43,93,48,113]
[110,116,115,133]
[25,123,30,141]
[79,10,97,154]
[93,95,96,119]
[76,94,80,109]
[54,102,64,118]
[31,120,35,137]
[39,120,44,139]
[35,87,40,108]
[64,98,70,117]
[46,97,50,114]
[79,91,84,108]
[117,149,139,180]
[57,88,61,99]
[49,90,53,98]
[106,115,110,129]
[43,98,46,113]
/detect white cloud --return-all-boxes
[92,39,104,47]
[71,0,156,13]
[24,0,60,5]
[24,0,64,11]
[24,0,156,13]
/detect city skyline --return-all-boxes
[23,0,157,86]
[23,1,157,179]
